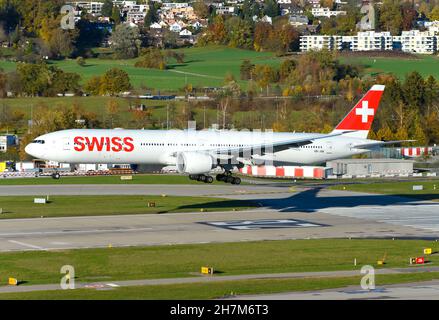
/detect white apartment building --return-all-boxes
[346,31,393,51]
[69,1,104,15]
[395,30,437,54]
[300,35,343,51]
[161,2,190,10]
[311,7,346,18]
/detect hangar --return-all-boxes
[326,159,414,176]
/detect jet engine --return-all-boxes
[177,152,216,175]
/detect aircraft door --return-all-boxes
[325,141,333,155]
[63,137,71,151]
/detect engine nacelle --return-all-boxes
[177,152,215,175]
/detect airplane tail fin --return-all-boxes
[332,85,385,139]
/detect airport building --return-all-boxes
[326,159,414,177]
[0,135,17,153]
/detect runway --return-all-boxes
[0,184,438,252]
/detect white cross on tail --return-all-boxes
[356,101,374,123]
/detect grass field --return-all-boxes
[0,46,281,91]
[0,239,436,287]
[0,174,218,185]
[340,55,439,80]
[330,180,439,201]
[0,195,255,219]
[2,272,439,300]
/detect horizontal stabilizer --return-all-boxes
[353,140,416,149]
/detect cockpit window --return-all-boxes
[32,140,45,144]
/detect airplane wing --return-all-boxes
[353,140,416,149]
[207,131,351,157]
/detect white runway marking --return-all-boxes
[0,227,153,237]
[8,240,46,251]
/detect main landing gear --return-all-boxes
[188,173,242,185]
[189,174,214,183]
[216,173,241,185]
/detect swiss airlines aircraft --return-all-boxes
[25,85,409,185]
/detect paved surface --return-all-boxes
[0,184,291,200]
[0,184,438,252]
[231,280,439,300]
[1,266,438,294]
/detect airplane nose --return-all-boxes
[25,143,37,158]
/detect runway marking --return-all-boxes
[8,240,46,251]
[0,227,153,237]
[201,219,327,230]
[106,283,120,288]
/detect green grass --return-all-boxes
[3,272,439,300]
[340,55,439,80]
[0,174,217,185]
[0,46,281,90]
[330,180,439,201]
[0,195,255,219]
[0,239,437,287]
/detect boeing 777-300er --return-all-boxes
[25,85,410,185]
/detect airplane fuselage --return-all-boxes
[25,129,372,166]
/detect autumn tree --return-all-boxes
[379,0,403,34]
[110,24,141,59]
[100,68,132,96]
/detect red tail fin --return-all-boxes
[332,85,385,139]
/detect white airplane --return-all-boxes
[25,85,408,185]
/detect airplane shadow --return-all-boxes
[258,187,439,213]
[176,187,439,214]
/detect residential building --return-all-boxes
[289,15,309,27]
[300,35,343,51]
[346,31,393,51]
[395,30,437,54]
[311,7,346,17]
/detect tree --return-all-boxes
[110,24,140,59]
[101,0,113,17]
[263,0,280,18]
[111,6,121,24]
[135,48,167,69]
[428,5,439,21]
[49,29,75,58]
[106,99,120,128]
[84,76,103,96]
[225,17,253,49]
[52,71,81,95]
[100,68,132,96]
[402,71,425,113]
[253,22,272,51]
[240,60,255,80]
[0,69,6,98]
[379,0,403,34]
[76,57,86,67]
[144,2,159,27]
[279,59,296,81]
[193,0,209,19]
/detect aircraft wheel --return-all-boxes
[216,174,225,182]
[52,173,61,180]
[197,175,206,182]
[205,176,214,184]
[189,175,198,180]
[232,177,241,185]
[225,176,234,184]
